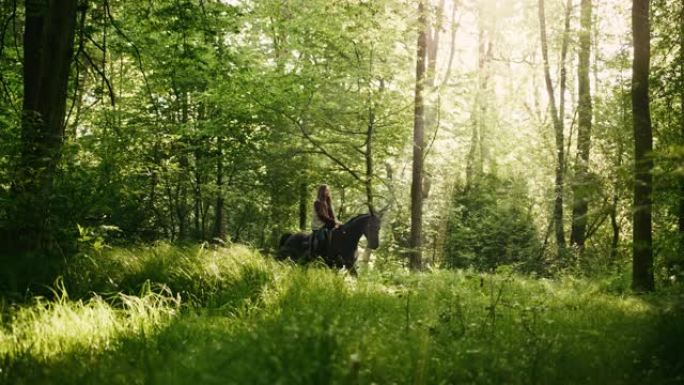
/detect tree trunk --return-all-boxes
[610,127,626,265]
[631,0,654,292]
[609,187,620,264]
[465,119,479,191]
[365,54,377,215]
[338,187,347,219]
[365,107,375,215]
[571,0,593,253]
[11,0,78,252]
[538,0,567,255]
[176,93,190,240]
[426,0,444,88]
[476,14,492,177]
[298,180,307,230]
[213,136,226,242]
[441,1,460,88]
[465,14,491,190]
[409,0,427,270]
[193,138,205,240]
[679,0,684,260]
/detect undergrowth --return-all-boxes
[1,244,683,385]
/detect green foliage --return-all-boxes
[444,175,542,273]
[62,243,274,309]
[648,0,684,275]
[0,0,415,255]
[1,245,683,384]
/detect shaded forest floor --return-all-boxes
[1,244,683,385]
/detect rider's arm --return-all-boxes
[315,201,337,228]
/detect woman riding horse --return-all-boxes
[312,185,340,256]
[277,185,383,273]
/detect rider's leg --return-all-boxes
[326,227,334,260]
[317,229,324,257]
[308,232,314,260]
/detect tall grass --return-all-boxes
[62,243,275,309]
[1,244,682,385]
[0,285,179,360]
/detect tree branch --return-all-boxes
[82,49,116,107]
[104,0,162,119]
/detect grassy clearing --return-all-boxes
[1,244,683,385]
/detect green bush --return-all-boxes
[444,174,542,272]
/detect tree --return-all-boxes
[538,0,572,257]
[570,0,593,253]
[679,0,684,260]
[466,3,493,190]
[410,0,427,270]
[10,0,78,252]
[631,0,654,292]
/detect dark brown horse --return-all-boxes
[277,213,381,272]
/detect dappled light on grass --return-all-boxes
[1,244,683,384]
[0,286,179,362]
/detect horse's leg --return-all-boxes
[289,235,307,264]
[342,259,357,276]
[339,251,357,276]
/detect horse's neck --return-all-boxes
[343,215,368,240]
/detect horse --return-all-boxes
[277,213,381,273]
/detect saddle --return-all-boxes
[310,228,331,259]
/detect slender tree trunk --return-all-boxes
[559,0,571,141]
[365,49,377,215]
[611,56,629,268]
[441,1,460,88]
[421,0,447,264]
[148,144,167,238]
[164,177,177,241]
[366,106,375,214]
[477,16,492,176]
[10,0,78,252]
[465,111,478,191]
[409,0,427,270]
[465,15,490,190]
[609,188,620,264]
[426,0,444,88]
[610,138,624,265]
[298,180,307,230]
[213,136,226,242]
[176,93,190,240]
[338,187,346,219]
[631,0,654,292]
[193,138,204,240]
[679,1,684,259]
[194,177,202,238]
[538,0,567,255]
[465,119,479,191]
[571,0,593,253]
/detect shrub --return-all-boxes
[443,174,541,273]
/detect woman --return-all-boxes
[312,185,340,230]
[311,185,340,256]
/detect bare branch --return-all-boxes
[82,49,116,107]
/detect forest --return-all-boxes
[0,0,683,384]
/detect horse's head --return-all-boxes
[364,214,381,249]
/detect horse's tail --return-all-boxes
[279,233,292,248]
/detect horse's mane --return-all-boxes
[342,213,370,226]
